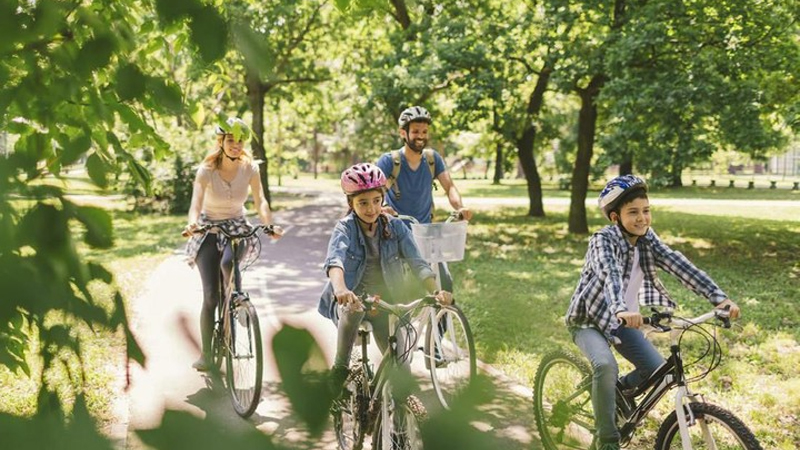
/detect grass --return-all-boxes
[450,206,800,448]
[0,210,187,426]
[450,177,800,200]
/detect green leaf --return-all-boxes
[75,35,116,77]
[154,0,200,24]
[189,102,206,128]
[116,64,147,102]
[147,77,184,113]
[87,262,113,283]
[85,153,109,188]
[126,156,153,195]
[231,23,276,79]
[272,325,332,436]
[188,5,228,63]
[61,133,92,167]
[74,205,113,249]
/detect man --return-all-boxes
[376,105,472,291]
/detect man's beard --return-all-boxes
[405,137,427,153]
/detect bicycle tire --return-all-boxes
[654,402,763,450]
[225,299,263,418]
[532,350,597,450]
[332,367,369,450]
[424,304,476,409]
[372,389,426,450]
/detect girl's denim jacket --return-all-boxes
[318,212,435,320]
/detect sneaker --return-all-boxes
[424,353,448,369]
[192,356,211,372]
[328,365,350,399]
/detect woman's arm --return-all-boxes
[185,169,206,234]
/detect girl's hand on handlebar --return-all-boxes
[434,290,453,306]
[335,289,362,311]
[381,205,398,216]
[716,299,740,320]
[617,311,643,329]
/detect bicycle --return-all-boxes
[332,294,451,450]
[401,212,477,409]
[184,223,279,418]
[532,307,763,450]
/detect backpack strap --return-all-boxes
[423,148,438,221]
[422,148,436,180]
[387,149,403,200]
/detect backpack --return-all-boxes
[386,148,438,220]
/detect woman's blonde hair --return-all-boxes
[201,134,254,169]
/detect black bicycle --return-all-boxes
[533,307,762,450]
[332,295,441,450]
[185,223,278,418]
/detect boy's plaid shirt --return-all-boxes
[566,225,728,342]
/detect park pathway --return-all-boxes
[118,188,537,450]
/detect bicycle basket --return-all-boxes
[411,221,468,263]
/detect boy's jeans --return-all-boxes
[572,326,665,442]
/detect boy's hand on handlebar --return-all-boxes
[434,290,453,306]
[716,299,740,320]
[617,311,643,329]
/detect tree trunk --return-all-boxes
[619,158,632,175]
[569,75,605,234]
[493,141,503,185]
[246,72,271,207]
[514,62,552,218]
[669,153,683,187]
[517,127,545,217]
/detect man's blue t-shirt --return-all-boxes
[376,148,446,224]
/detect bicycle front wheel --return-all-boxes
[332,367,369,450]
[654,402,763,450]
[424,305,476,409]
[532,350,596,450]
[225,299,263,418]
[372,387,426,450]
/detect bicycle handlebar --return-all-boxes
[182,223,281,239]
[360,294,438,317]
[618,306,732,332]
[394,210,465,224]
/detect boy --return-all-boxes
[565,174,740,450]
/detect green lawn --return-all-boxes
[450,177,800,200]
[451,206,800,449]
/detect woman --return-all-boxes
[318,163,453,395]
[184,117,280,371]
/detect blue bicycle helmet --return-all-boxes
[598,175,648,220]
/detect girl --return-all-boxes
[318,163,452,393]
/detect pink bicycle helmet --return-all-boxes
[340,163,387,195]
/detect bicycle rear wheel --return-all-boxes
[332,367,369,450]
[654,402,763,450]
[532,350,596,450]
[225,298,263,418]
[424,305,476,409]
[372,387,426,450]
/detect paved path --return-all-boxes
[120,189,536,450]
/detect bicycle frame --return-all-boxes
[617,309,730,450]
